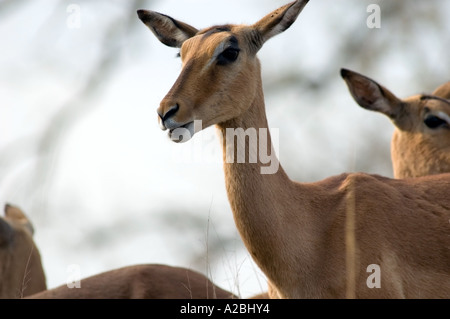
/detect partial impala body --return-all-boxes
[28,264,236,299]
[0,204,46,298]
[1,206,236,299]
[341,69,450,179]
[138,0,450,298]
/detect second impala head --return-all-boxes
[137,0,309,142]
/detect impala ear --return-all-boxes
[4,204,35,236]
[431,81,450,100]
[341,68,403,120]
[251,0,309,50]
[137,10,198,48]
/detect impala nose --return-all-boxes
[157,104,179,130]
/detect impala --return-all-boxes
[1,206,236,299]
[0,204,46,298]
[28,264,237,299]
[138,0,450,298]
[341,69,450,179]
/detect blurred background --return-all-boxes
[0,0,449,298]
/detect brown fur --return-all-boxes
[27,264,236,299]
[4,206,237,299]
[341,69,450,179]
[0,204,46,298]
[139,0,450,298]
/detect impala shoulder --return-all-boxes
[316,172,391,191]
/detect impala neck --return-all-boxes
[215,70,297,280]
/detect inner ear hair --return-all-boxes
[137,10,198,48]
[252,0,309,50]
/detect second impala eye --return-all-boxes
[217,48,240,65]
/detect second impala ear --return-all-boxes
[252,0,309,50]
[432,82,450,100]
[4,204,35,236]
[137,10,198,48]
[341,68,402,119]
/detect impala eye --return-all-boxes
[217,48,240,65]
[424,115,448,129]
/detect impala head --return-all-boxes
[341,68,450,178]
[0,204,46,298]
[138,0,309,142]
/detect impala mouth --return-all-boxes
[167,121,196,143]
